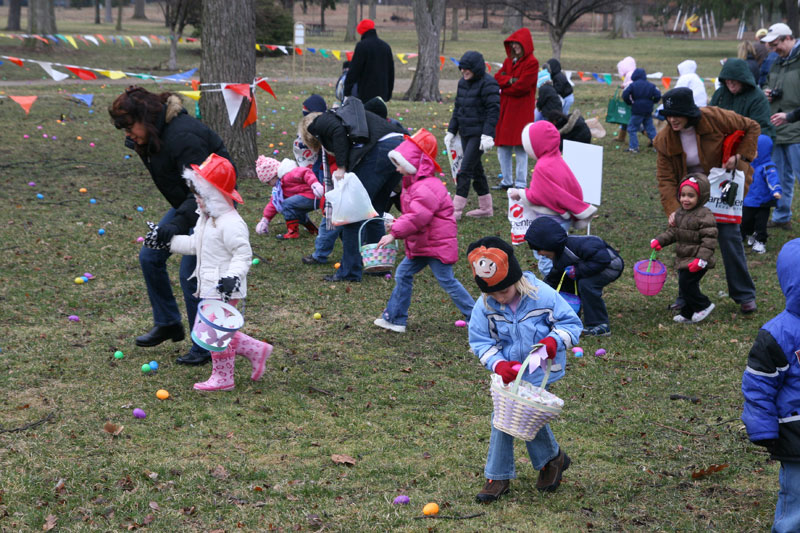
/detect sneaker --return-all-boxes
[373,317,406,333]
[625,148,639,153]
[476,479,510,503]
[752,241,766,254]
[302,254,326,265]
[767,220,792,230]
[536,450,571,492]
[746,234,755,246]
[741,300,757,314]
[582,324,611,337]
[691,303,715,323]
[667,300,684,312]
[673,314,696,324]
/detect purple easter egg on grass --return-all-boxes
[133,408,146,419]
[595,348,606,357]
[393,495,410,505]
[68,315,80,322]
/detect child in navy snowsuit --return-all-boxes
[741,134,782,254]
[622,67,661,153]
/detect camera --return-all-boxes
[771,88,783,100]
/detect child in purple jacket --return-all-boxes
[373,129,475,333]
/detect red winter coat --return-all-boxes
[494,28,539,147]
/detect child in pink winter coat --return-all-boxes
[255,156,323,240]
[373,129,475,333]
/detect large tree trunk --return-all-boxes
[104,0,113,23]
[94,0,100,24]
[5,0,22,30]
[168,28,180,70]
[368,0,376,20]
[201,0,257,180]
[28,0,56,36]
[502,5,522,34]
[547,24,564,60]
[785,0,799,36]
[613,3,635,38]
[451,6,458,41]
[116,0,123,30]
[320,3,325,30]
[133,0,147,20]
[482,3,488,28]
[405,0,445,102]
[345,0,357,42]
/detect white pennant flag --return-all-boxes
[140,35,152,47]
[83,35,99,46]
[277,45,288,54]
[221,85,246,126]
[36,61,69,81]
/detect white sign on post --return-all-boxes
[562,140,603,206]
[294,22,305,46]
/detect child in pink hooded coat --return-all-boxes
[372,129,475,333]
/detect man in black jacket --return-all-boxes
[344,19,395,103]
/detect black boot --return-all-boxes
[176,348,211,366]
[135,323,185,347]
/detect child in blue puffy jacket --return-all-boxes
[622,67,661,153]
[741,134,782,254]
[741,238,800,533]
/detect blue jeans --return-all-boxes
[773,461,800,533]
[485,413,560,479]
[562,93,574,115]
[311,216,342,263]
[335,137,403,281]
[578,259,623,327]
[771,142,800,224]
[281,195,317,223]
[627,113,656,151]
[138,208,206,355]
[383,257,475,326]
[497,145,529,188]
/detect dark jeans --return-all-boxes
[717,222,756,304]
[281,195,317,224]
[335,137,403,281]
[138,208,207,355]
[741,205,773,243]
[456,134,490,198]
[678,268,711,319]
[577,260,624,327]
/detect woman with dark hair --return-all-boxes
[108,86,233,365]
[654,87,760,315]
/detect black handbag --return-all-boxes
[333,96,370,144]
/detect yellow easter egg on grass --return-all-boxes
[422,502,439,516]
[74,277,84,284]
[313,312,322,320]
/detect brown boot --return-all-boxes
[536,450,571,493]
[475,479,510,503]
[617,128,627,144]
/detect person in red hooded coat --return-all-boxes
[493,28,539,190]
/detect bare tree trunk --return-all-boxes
[547,25,563,60]
[116,0,123,31]
[94,0,100,24]
[405,0,445,102]
[368,0,376,20]
[482,3,488,29]
[785,0,799,36]
[104,0,113,23]
[602,12,608,31]
[168,29,179,70]
[345,0,357,42]
[302,0,307,15]
[320,3,325,30]
[451,6,458,41]
[6,0,22,30]
[28,0,56,35]
[201,0,257,179]
[502,5,522,34]
[133,0,147,20]
[613,3,635,39]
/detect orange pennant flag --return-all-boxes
[191,79,200,91]
[65,66,97,80]
[294,47,303,56]
[661,76,672,90]
[243,91,257,129]
[10,95,37,114]
[439,56,445,70]
[484,62,492,72]
[7,56,23,67]
[256,78,277,100]
[95,33,106,44]
[224,83,251,98]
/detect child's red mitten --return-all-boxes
[688,258,707,272]
[494,361,519,384]
[650,239,662,251]
[538,337,558,359]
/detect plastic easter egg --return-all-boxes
[124,154,131,159]
[141,363,151,373]
[114,350,124,359]
[74,277,84,284]
[454,319,467,327]
[422,502,439,516]
[28,181,35,186]
[137,237,145,243]
[149,361,159,370]
[83,273,93,279]
[595,348,606,357]
[313,312,322,320]
[252,258,260,265]
[68,315,80,322]
[89,142,95,147]
[133,408,146,419]
[393,495,410,505]
[97,229,105,235]
[137,206,144,212]
[79,187,87,193]
[24,135,29,139]
[80,276,89,283]
[334,262,341,269]
[573,349,584,358]
[36,193,44,199]
[77,136,82,140]
[156,389,169,400]
[90,198,97,204]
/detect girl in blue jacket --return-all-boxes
[467,237,581,503]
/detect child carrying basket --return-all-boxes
[467,237,582,502]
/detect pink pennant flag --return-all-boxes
[10,95,37,115]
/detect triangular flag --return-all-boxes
[33,35,50,45]
[221,85,246,126]
[45,34,58,43]
[331,50,341,60]
[591,73,603,83]
[140,36,152,47]
[256,78,277,100]
[55,34,69,44]
[276,45,288,54]
[125,36,135,47]
[292,46,301,55]
[98,69,127,79]
[191,79,200,91]
[243,90,257,129]
[603,73,612,84]
[71,94,94,107]
[36,61,69,81]
[485,62,492,72]
[255,43,261,51]
[65,66,97,80]
[178,90,201,101]
[164,68,197,81]
[440,56,445,70]
[95,33,106,43]
[76,35,89,46]
[407,53,418,59]
[307,47,316,54]
[64,35,78,49]
[7,56,23,67]
[662,76,672,90]
[396,53,407,64]
[319,49,329,58]
[346,51,354,61]
[10,95,37,114]
[224,83,251,99]
[267,45,277,51]
[449,57,459,67]
[149,34,160,43]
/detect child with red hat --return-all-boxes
[147,154,273,391]
[372,129,475,333]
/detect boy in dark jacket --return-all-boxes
[544,58,574,114]
[741,134,782,254]
[446,50,500,220]
[741,238,800,533]
[622,67,661,153]
[525,217,624,337]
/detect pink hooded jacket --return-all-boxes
[617,56,637,89]
[388,140,459,264]
[521,121,596,223]
[262,163,319,221]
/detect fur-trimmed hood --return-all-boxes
[298,112,322,151]
[182,167,234,219]
[164,94,184,124]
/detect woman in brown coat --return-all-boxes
[653,87,760,315]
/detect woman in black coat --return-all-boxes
[109,86,232,365]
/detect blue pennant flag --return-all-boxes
[163,68,197,81]
[71,94,94,107]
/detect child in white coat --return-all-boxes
[165,154,272,391]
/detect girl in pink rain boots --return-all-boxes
[149,153,272,391]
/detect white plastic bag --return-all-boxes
[326,172,379,226]
[507,190,537,245]
[446,133,463,183]
[705,167,744,224]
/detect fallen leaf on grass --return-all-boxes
[142,514,155,525]
[103,421,124,436]
[181,506,196,516]
[331,454,356,466]
[42,514,57,531]
[210,465,229,480]
[148,501,159,511]
[54,479,66,494]
[691,463,729,479]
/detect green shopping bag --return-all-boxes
[606,88,631,125]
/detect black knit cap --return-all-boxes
[661,87,701,119]
[467,236,523,293]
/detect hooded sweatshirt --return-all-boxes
[742,238,800,462]
[449,51,501,138]
[520,121,597,225]
[494,28,539,146]
[653,173,717,270]
[617,56,637,89]
[622,68,661,116]
[674,60,707,107]
[743,135,782,207]
[710,58,775,139]
[546,58,573,99]
[386,140,459,264]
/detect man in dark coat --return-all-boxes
[344,19,395,103]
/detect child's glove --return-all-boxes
[565,265,577,279]
[444,132,455,149]
[494,361,519,384]
[650,239,662,251]
[255,217,270,235]
[479,134,495,152]
[537,337,558,359]
[311,182,324,198]
[144,222,171,250]
[687,258,707,273]
[216,276,241,302]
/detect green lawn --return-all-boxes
[0,15,796,532]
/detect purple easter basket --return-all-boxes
[490,344,563,441]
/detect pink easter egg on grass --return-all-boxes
[454,319,467,327]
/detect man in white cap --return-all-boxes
[763,22,800,230]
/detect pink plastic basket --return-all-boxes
[633,255,667,296]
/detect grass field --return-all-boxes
[0,8,798,532]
